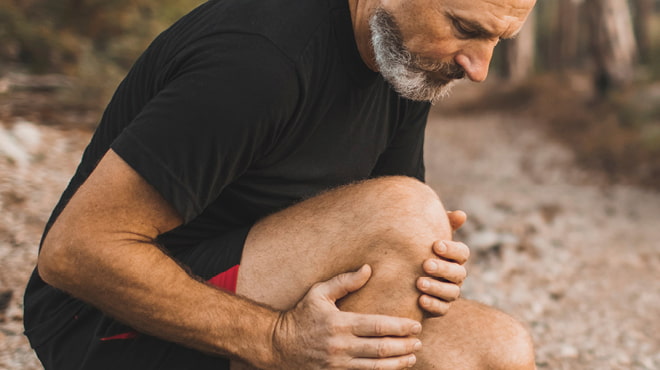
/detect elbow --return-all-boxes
[37,229,80,290]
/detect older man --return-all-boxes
[25,0,537,369]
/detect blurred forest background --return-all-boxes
[0,0,659,186]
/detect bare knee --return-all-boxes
[334,177,452,319]
[354,176,452,249]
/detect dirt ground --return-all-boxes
[0,82,658,369]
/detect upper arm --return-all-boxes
[38,149,183,283]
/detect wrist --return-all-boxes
[251,309,284,369]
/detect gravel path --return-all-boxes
[0,108,658,369]
[425,111,660,369]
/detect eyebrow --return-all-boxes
[447,13,514,40]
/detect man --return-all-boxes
[24,0,537,369]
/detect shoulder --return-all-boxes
[157,0,342,63]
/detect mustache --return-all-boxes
[410,57,465,80]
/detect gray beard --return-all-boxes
[369,8,459,104]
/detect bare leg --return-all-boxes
[237,176,448,318]
[415,300,536,370]
[232,177,534,369]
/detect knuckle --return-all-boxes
[328,316,347,335]
[326,339,344,356]
[373,319,385,336]
[335,273,350,286]
[376,340,389,357]
[421,295,435,310]
[376,339,392,357]
[326,358,342,369]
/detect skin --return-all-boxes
[37,0,537,368]
[349,0,536,82]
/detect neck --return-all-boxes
[348,0,379,71]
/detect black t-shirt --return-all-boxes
[24,0,430,346]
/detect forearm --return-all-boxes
[39,234,278,368]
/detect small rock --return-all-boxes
[11,121,42,152]
[0,124,29,167]
[636,356,656,369]
[559,344,579,359]
[613,352,631,366]
[0,290,12,313]
[467,230,501,251]
[539,203,562,224]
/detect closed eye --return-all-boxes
[452,18,481,39]
[448,14,498,40]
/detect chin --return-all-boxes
[392,78,457,104]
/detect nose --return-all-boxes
[454,41,497,82]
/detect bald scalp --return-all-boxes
[440,0,536,40]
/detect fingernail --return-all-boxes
[427,260,438,272]
[411,323,422,335]
[408,355,417,366]
[438,241,447,254]
[420,279,429,289]
[414,341,422,351]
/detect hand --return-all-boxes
[271,265,423,369]
[417,210,470,316]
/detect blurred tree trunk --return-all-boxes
[503,8,536,83]
[554,0,582,69]
[585,0,637,94]
[632,0,653,63]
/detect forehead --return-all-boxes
[438,0,536,37]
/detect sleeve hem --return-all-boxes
[111,131,203,223]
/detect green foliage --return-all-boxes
[0,0,203,103]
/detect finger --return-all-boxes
[422,258,466,285]
[314,265,372,302]
[419,294,452,316]
[433,240,470,264]
[416,277,461,302]
[347,354,417,369]
[447,210,467,231]
[349,313,422,337]
[348,337,422,358]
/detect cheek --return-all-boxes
[403,28,461,62]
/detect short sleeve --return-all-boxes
[111,33,300,223]
[370,101,430,181]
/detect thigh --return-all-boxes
[236,176,452,313]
